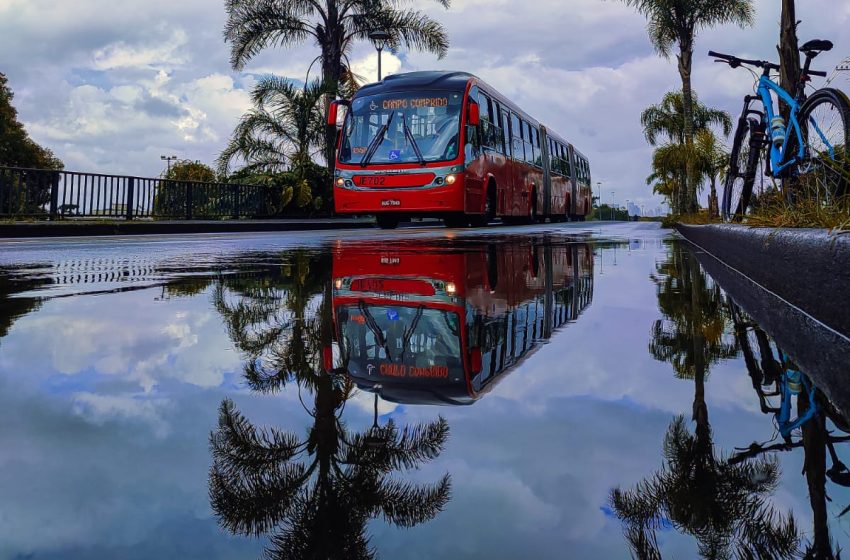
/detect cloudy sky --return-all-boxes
[1,0,848,211]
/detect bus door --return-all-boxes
[568,145,579,216]
[464,86,486,214]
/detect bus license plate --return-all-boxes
[357,176,386,186]
[381,199,401,207]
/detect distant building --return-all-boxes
[627,202,641,217]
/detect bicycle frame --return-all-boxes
[756,77,804,175]
[755,75,835,176]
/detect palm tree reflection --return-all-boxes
[730,303,850,559]
[611,243,799,558]
[209,253,451,558]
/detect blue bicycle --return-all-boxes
[710,40,850,220]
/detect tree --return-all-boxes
[209,257,451,557]
[693,129,728,218]
[223,0,452,171]
[154,159,217,217]
[0,73,63,170]
[641,91,731,213]
[610,245,799,557]
[218,78,330,177]
[162,159,217,182]
[610,416,801,558]
[623,0,754,214]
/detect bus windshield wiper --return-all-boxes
[402,116,426,166]
[361,112,395,168]
[358,300,393,360]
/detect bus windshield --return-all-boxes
[337,303,463,381]
[339,91,464,165]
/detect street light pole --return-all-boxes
[610,191,615,221]
[369,30,391,82]
[160,155,177,175]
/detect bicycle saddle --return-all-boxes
[800,39,833,53]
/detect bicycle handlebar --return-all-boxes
[708,50,779,71]
[708,50,826,77]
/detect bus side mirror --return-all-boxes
[468,101,480,127]
[470,348,482,374]
[327,102,339,126]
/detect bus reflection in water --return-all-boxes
[332,238,594,405]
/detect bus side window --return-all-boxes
[501,108,512,158]
[549,139,558,174]
[511,113,523,162]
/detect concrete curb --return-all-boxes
[0,218,376,238]
[675,224,850,338]
[684,239,850,414]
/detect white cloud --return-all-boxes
[92,27,189,70]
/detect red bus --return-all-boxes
[331,238,594,404]
[328,71,592,229]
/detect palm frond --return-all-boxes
[377,473,451,527]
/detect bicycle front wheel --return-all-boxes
[723,117,762,221]
[796,88,850,201]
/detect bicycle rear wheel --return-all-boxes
[723,117,762,221]
[795,88,850,202]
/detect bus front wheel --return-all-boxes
[376,215,401,230]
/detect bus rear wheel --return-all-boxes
[376,215,401,230]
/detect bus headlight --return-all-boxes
[445,174,457,185]
[334,279,343,290]
[446,282,457,295]
[335,177,345,188]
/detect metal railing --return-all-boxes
[0,166,279,220]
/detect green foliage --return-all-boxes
[154,159,219,217]
[643,92,731,214]
[225,162,332,217]
[218,78,330,177]
[589,204,629,221]
[161,159,217,182]
[0,73,63,170]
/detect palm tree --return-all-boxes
[213,250,330,393]
[641,92,732,213]
[642,91,732,147]
[218,78,330,177]
[210,387,451,559]
[610,416,801,558]
[209,258,452,557]
[611,246,799,557]
[623,0,754,213]
[693,129,728,218]
[223,0,452,167]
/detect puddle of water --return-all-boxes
[0,223,848,559]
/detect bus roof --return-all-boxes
[357,71,474,96]
[353,70,589,166]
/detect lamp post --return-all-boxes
[610,191,615,221]
[160,155,178,175]
[369,30,391,82]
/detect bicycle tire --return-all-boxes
[791,87,850,201]
[722,116,762,221]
